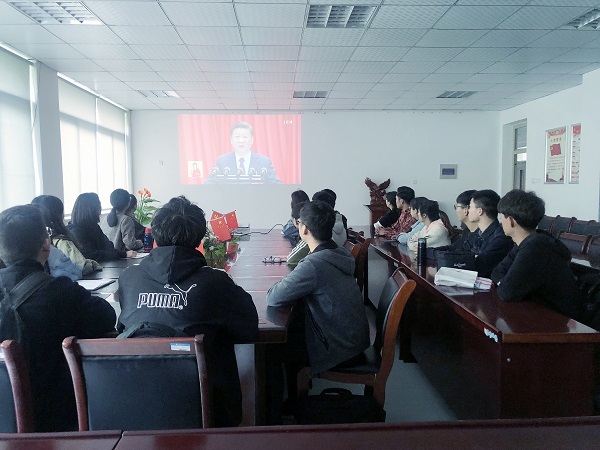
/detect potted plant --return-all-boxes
[134,188,160,227]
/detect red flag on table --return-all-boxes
[224,211,239,230]
[210,217,231,241]
[211,210,224,220]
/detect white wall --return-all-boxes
[499,70,600,220]
[131,110,500,228]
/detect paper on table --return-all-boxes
[131,252,149,259]
[434,267,478,288]
[76,279,116,291]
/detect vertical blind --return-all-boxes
[58,79,129,213]
[0,47,36,211]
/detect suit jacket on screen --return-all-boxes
[206,151,281,184]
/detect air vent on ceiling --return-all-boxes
[565,8,600,29]
[139,90,180,98]
[9,1,103,25]
[293,91,328,99]
[437,91,477,99]
[306,5,377,28]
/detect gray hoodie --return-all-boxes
[267,244,369,373]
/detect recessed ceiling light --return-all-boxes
[437,91,477,99]
[139,90,180,98]
[9,1,103,25]
[293,91,328,99]
[565,8,600,29]
[306,5,377,29]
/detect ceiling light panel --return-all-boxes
[497,6,591,30]
[306,5,377,28]
[9,1,103,25]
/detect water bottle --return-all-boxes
[143,227,153,252]
[417,238,427,266]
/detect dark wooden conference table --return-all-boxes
[86,229,294,426]
[366,234,600,420]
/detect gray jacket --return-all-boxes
[100,212,143,252]
[267,244,369,374]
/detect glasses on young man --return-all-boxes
[46,227,53,237]
[454,204,467,210]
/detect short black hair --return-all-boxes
[0,205,47,264]
[385,192,397,208]
[410,196,427,212]
[498,189,545,231]
[471,189,501,218]
[418,199,441,222]
[31,194,72,239]
[291,190,310,210]
[312,190,336,208]
[230,122,253,136]
[396,186,415,203]
[299,201,335,242]
[322,189,337,203]
[456,189,476,207]
[291,201,307,220]
[151,196,206,249]
[71,193,102,226]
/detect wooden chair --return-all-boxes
[551,216,575,238]
[583,220,600,237]
[62,335,212,431]
[569,219,592,235]
[558,232,592,256]
[0,340,34,433]
[537,215,556,233]
[298,269,416,409]
[344,240,360,260]
[587,236,600,260]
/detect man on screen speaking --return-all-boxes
[206,122,281,184]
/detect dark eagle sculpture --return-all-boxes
[365,178,390,205]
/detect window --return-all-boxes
[58,78,129,213]
[0,46,37,210]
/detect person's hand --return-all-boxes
[126,250,137,258]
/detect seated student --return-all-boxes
[117,196,258,427]
[322,188,348,230]
[312,190,347,247]
[100,189,143,252]
[407,199,451,252]
[397,197,426,245]
[32,195,102,275]
[0,205,116,432]
[374,192,401,233]
[378,186,417,239]
[69,193,136,262]
[266,201,370,423]
[287,201,309,267]
[464,189,514,278]
[450,190,479,250]
[491,190,578,318]
[282,190,310,243]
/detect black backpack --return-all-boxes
[0,271,54,351]
[577,273,600,331]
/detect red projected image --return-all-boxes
[178,114,301,185]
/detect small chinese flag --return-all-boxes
[210,218,231,241]
[211,210,224,220]
[550,143,561,156]
[224,211,239,230]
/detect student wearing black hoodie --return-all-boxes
[491,190,578,318]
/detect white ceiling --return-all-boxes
[1,0,600,111]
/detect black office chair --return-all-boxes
[62,335,212,431]
[298,269,416,409]
[0,340,34,433]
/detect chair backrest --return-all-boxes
[0,340,34,433]
[583,220,600,238]
[62,335,212,431]
[551,216,575,238]
[354,235,372,294]
[374,269,416,358]
[346,228,364,244]
[538,215,556,233]
[569,219,592,235]
[588,236,600,260]
[558,231,591,256]
[343,240,360,260]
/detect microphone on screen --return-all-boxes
[237,168,243,176]
[260,168,267,176]
[211,167,220,175]
[223,167,230,176]
[248,168,256,176]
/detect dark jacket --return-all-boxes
[206,151,281,184]
[266,242,370,374]
[117,246,259,427]
[378,208,400,228]
[0,259,116,431]
[68,222,126,261]
[451,219,513,277]
[491,231,578,318]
